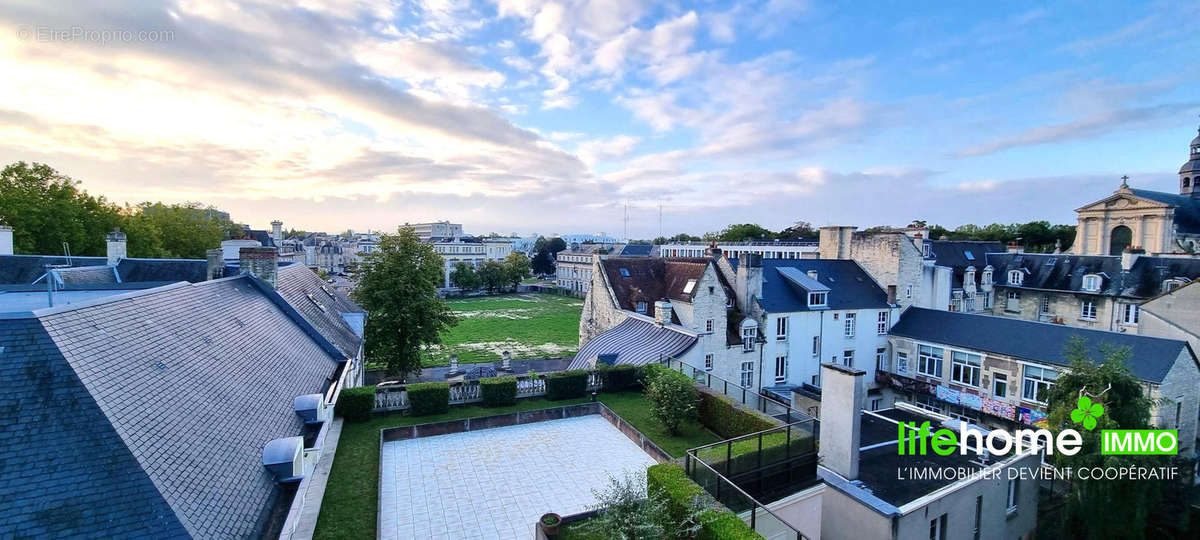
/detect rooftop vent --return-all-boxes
[294,394,329,424]
[262,436,305,483]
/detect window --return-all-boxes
[808,292,827,307]
[983,293,992,309]
[929,514,947,540]
[844,313,856,338]
[1039,295,1050,314]
[905,284,913,299]
[917,345,944,377]
[811,335,820,357]
[877,311,889,334]
[1008,269,1024,285]
[619,267,630,277]
[993,373,1008,398]
[683,279,697,294]
[870,398,882,411]
[1121,304,1139,325]
[740,361,754,388]
[1082,274,1101,292]
[1006,290,1020,312]
[1006,478,1019,514]
[774,355,787,383]
[704,354,713,371]
[876,348,889,372]
[636,301,647,314]
[896,351,908,374]
[982,268,993,285]
[1080,300,1097,320]
[708,286,714,295]
[742,326,756,352]
[1022,365,1058,403]
[842,350,854,367]
[951,351,982,387]
[706,319,714,333]
[811,374,820,387]
[776,317,788,340]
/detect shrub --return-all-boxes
[642,362,672,387]
[407,382,450,416]
[698,391,778,439]
[545,370,589,400]
[647,371,699,435]
[600,364,640,392]
[334,385,376,422]
[647,463,762,540]
[480,376,517,407]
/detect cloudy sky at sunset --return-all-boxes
[1,1,1197,238]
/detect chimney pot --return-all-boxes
[105,228,127,265]
[818,363,866,480]
[1006,241,1023,254]
[239,246,278,288]
[0,225,12,255]
[206,248,225,280]
[654,300,673,326]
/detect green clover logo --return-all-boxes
[1070,395,1104,430]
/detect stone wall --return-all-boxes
[578,259,629,345]
[1151,348,1200,454]
[819,227,926,310]
[988,285,1121,331]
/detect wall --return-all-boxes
[1139,283,1200,354]
[762,483,824,540]
[578,259,630,345]
[1150,348,1200,455]
[762,308,895,390]
[990,285,1121,331]
[1073,192,1173,255]
[894,453,1040,540]
[818,484,893,540]
[820,227,927,311]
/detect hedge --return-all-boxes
[646,463,762,540]
[545,370,589,400]
[698,391,778,439]
[407,382,450,416]
[644,362,692,388]
[480,376,517,407]
[600,364,640,392]
[334,385,376,422]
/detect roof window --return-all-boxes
[683,279,697,294]
[619,267,630,277]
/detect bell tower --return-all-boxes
[1181,121,1200,198]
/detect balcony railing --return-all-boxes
[687,421,819,504]
[662,357,811,425]
[374,371,603,412]
[686,452,813,540]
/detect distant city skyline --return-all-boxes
[0,1,1196,237]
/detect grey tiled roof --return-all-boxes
[569,317,696,369]
[54,264,119,286]
[116,258,208,283]
[0,276,342,538]
[1128,189,1200,234]
[928,241,1006,289]
[274,264,364,359]
[757,259,891,312]
[0,254,107,284]
[985,253,1200,299]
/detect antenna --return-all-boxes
[658,202,663,239]
[623,202,629,242]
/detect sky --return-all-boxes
[0,1,1198,239]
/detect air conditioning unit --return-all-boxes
[294,393,329,424]
[262,436,305,483]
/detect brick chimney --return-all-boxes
[106,228,127,265]
[818,363,865,480]
[818,226,857,259]
[271,219,283,245]
[1006,241,1023,254]
[0,225,12,255]
[206,248,225,280]
[735,253,763,313]
[654,300,673,326]
[239,246,278,288]
[705,241,723,259]
[1121,246,1145,271]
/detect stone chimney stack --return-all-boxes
[1121,246,1145,271]
[818,226,857,260]
[886,285,897,305]
[705,242,723,259]
[1006,241,1023,254]
[654,300,673,326]
[106,228,127,265]
[0,225,12,255]
[239,246,278,288]
[271,220,283,245]
[963,266,976,294]
[818,363,865,480]
[206,248,225,280]
[735,253,763,314]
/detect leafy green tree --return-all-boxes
[777,220,818,240]
[477,260,507,293]
[646,372,699,435]
[450,262,479,290]
[353,226,457,376]
[717,223,775,242]
[502,252,531,289]
[576,472,702,540]
[132,202,234,258]
[0,162,123,255]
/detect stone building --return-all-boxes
[927,240,1007,313]
[1138,280,1200,354]
[409,221,463,241]
[818,226,952,311]
[1072,124,1200,255]
[657,239,818,260]
[555,241,622,295]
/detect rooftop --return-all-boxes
[568,316,697,369]
[756,258,892,313]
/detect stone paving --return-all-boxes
[379,414,658,540]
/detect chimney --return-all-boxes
[735,253,763,313]
[239,246,278,288]
[1006,241,1023,254]
[0,225,12,255]
[818,226,857,260]
[1121,246,1145,271]
[654,300,673,326]
[271,219,283,245]
[818,363,866,480]
[206,248,225,280]
[705,241,723,259]
[886,285,897,305]
[105,228,127,265]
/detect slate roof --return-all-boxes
[889,307,1193,383]
[599,257,735,319]
[117,258,209,283]
[984,252,1200,299]
[928,241,1006,289]
[0,276,343,538]
[757,259,891,313]
[0,254,107,284]
[1127,188,1200,235]
[245,229,277,248]
[616,244,653,257]
[54,264,119,286]
[274,263,364,359]
[568,317,697,369]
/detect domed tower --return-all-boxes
[1181,123,1200,198]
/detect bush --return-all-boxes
[647,371,699,435]
[698,391,778,439]
[334,386,376,422]
[647,463,762,540]
[643,362,672,387]
[407,382,450,416]
[600,364,640,392]
[480,376,517,407]
[545,370,589,400]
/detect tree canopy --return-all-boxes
[927,220,1075,253]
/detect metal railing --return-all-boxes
[662,357,812,425]
[658,240,819,247]
[687,421,819,505]
[374,371,603,412]
[686,456,812,540]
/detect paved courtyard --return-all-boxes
[379,414,658,540]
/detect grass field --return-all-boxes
[420,293,583,367]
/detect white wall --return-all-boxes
[762,307,896,390]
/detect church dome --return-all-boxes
[1181,126,1200,173]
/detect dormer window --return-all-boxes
[808,292,828,307]
[619,267,630,277]
[807,270,818,279]
[1008,270,1024,286]
[1081,274,1101,292]
[982,266,993,285]
[683,279,697,295]
[636,301,647,314]
[1163,278,1187,292]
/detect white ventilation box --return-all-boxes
[262,436,305,482]
[293,394,329,424]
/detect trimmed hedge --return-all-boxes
[334,385,376,422]
[480,376,517,407]
[600,364,640,392]
[698,391,778,439]
[407,382,450,416]
[545,370,589,400]
[646,463,762,540]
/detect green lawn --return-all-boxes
[598,392,720,458]
[420,293,583,367]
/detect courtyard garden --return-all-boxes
[419,293,583,367]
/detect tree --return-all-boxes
[353,226,457,376]
[449,262,479,290]
[646,372,699,435]
[717,223,775,242]
[0,161,122,255]
[502,252,531,289]
[1045,338,1180,539]
[477,260,507,293]
[531,236,566,275]
[576,472,701,540]
[131,202,235,258]
[777,220,817,240]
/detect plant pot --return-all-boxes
[539,513,562,536]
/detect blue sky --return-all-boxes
[0,0,1197,238]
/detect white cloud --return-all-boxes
[575,135,640,167]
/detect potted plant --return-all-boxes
[539,513,562,536]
